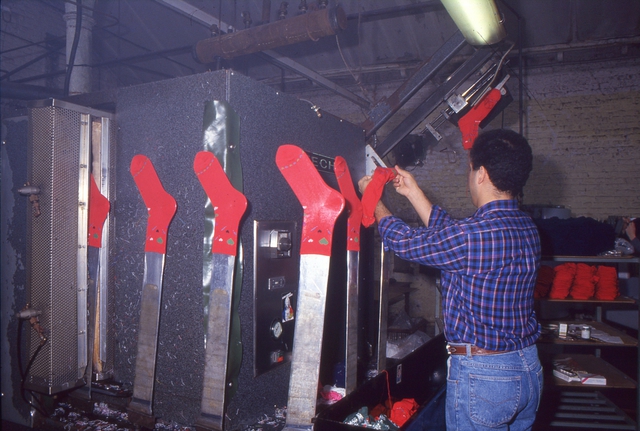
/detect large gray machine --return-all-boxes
[19,70,365,429]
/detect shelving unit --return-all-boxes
[536,256,640,430]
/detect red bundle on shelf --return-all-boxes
[548,263,577,299]
[569,263,598,300]
[534,265,555,299]
[594,265,619,300]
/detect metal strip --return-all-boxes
[284,254,331,430]
[129,252,166,416]
[76,113,90,379]
[345,250,359,395]
[197,254,235,430]
[377,248,391,373]
[97,116,112,379]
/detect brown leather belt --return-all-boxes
[446,344,504,356]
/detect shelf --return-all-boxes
[535,254,639,429]
[537,296,637,305]
[541,391,637,430]
[542,256,640,264]
[540,321,638,347]
[548,354,637,389]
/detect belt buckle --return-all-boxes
[446,343,456,354]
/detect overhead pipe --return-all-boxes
[63,0,95,95]
[193,5,347,62]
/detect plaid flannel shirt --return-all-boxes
[379,199,541,351]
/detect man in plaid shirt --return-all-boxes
[359,129,542,430]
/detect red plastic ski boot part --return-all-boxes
[458,88,502,150]
[194,150,248,256]
[276,144,345,256]
[88,175,110,248]
[361,167,396,228]
[334,156,363,252]
[130,155,177,254]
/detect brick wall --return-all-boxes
[298,57,640,222]
[516,59,640,220]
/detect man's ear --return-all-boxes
[477,166,488,184]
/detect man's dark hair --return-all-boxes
[469,129,533,198]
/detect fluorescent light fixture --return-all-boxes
[441,0,506,45]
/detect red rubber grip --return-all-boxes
[130,155,177,254]
[458,88,502,150]
[88,175,110,248]
[334,156,362,252]
[194,151,247,256]
[276,144,345,256]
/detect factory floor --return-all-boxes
[4,338,636,431]
[2,392,286,431]
[2,391,636,431]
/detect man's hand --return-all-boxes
[391,165,433,226]
[393,165,421,199]
[358,175,373,194]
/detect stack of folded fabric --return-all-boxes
[534,265,555,299]
[594,266,619,300]
[569,263,598,299]
[548,263,576,299]
[537,263,619,300]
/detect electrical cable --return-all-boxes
[63,0,83,97]
[17,318,49,418]
[335,32,372,103]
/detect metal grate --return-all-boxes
[27,104,84,393]
[24,100,113,394]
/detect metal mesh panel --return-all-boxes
[26,105,84,394]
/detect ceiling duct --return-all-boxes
[193,5,347,62]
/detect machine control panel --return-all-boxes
[254,220,299,376]
[268,229,292,258]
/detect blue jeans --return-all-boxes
[446,344,543,430]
